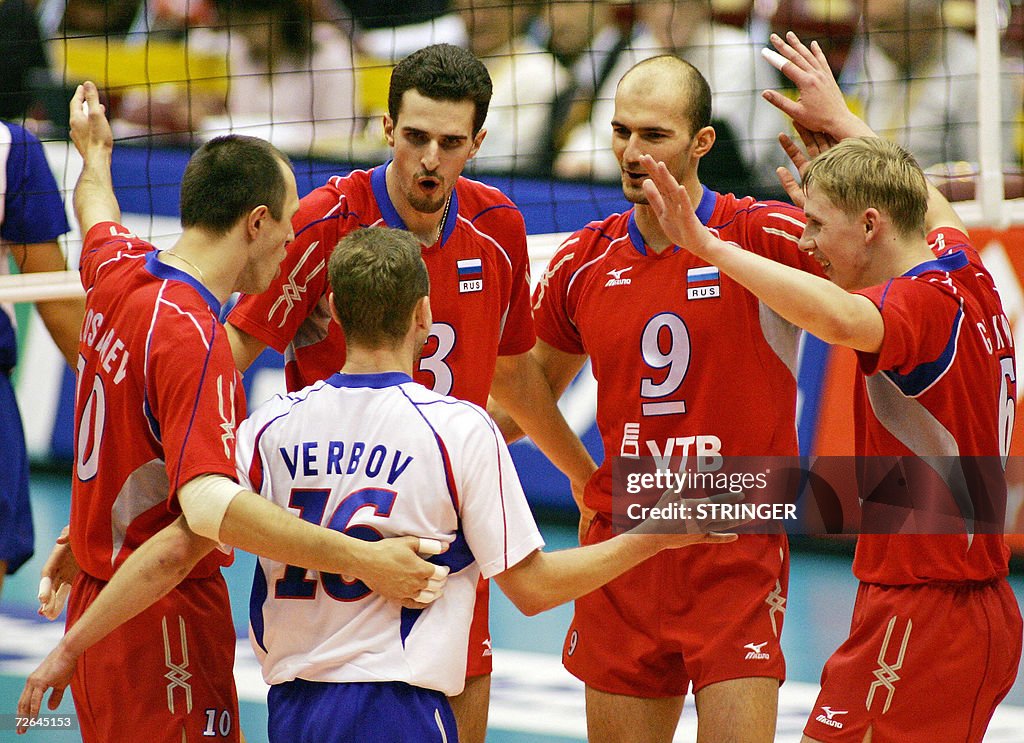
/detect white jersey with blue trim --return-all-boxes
[236,371,545,695]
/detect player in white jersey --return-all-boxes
[238,226,746,741]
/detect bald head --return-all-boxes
[617,55,711,135]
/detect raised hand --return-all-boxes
[69,81,113,161]
[761,31,874,141]
[774,124,839,208]
[639,154,716,260]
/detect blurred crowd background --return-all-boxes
[2,0,1023,200]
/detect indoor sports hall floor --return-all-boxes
[3,472,1024,743]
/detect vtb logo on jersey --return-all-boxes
[687,266,720,300]
[457,258,483,293]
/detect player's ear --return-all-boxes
[469,128,486,159]
[415,295,432,332]
[247,205,270,240]
[327,291,341,327]
[692,126,715,159]
[383,115,396,148]
[863,208,881,242]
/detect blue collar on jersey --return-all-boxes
[145,251,222,316]
[627,185,717,256]
[901,249,969,277]
[371,162,459,245]
[326,371,413,389]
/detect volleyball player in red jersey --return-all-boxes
[226,44,595,742]
[18,82,442,741]
[643,31,1023,743]
[530,55,821,742]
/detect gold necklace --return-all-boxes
[164,250,208,286]
[431,194,452,245]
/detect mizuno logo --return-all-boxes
[605,266,633,286]
[743,641,770,660]
[815,706,848,728]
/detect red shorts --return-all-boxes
[563,514,789,697]
[465,574,492,678]
[68,570,240,743]
[804,579,1022,743]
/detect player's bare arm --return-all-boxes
[211,481,446,603]
[226,322,269,372]
[640,155,884,353]
[7,242,85,368]
[68,82,120,234]
[490,350,597,490]
[490,341,596,539]
[493,497,742,617]
[17,515,214,730]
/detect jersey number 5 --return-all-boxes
[274,487,398,601]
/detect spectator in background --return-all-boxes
[0,120,84,600]
[457,0,571,175]
[340,0,466,61]
[0,0,53,122]
[555,0,788,192]
[195,0,358,155]
[120,0,358,156]
[531,0,630,163]
[840,0,1023,174]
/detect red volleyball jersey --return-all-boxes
[534,188,815,515]
[71,222,242,581]
[229,164,535,406]
[852,227,1015,584]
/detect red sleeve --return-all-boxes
[928,227,974,259]
[228,188,339,351]
[854,277,962,377]
[532,231,587,355]
[476,203,536,356]
[80,221,151,290]
[744,200,823,276]
[148,308,243,499]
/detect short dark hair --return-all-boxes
[328,227,430,347]
[623,55,712,135]
[388,44,493,135]
[180,135,291,236]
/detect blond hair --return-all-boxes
[802,137,928,237]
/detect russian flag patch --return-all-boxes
[686,266,720,300]
[457,258,483,293]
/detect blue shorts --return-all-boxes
[0,372,33,573]
[268,679,458,743]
